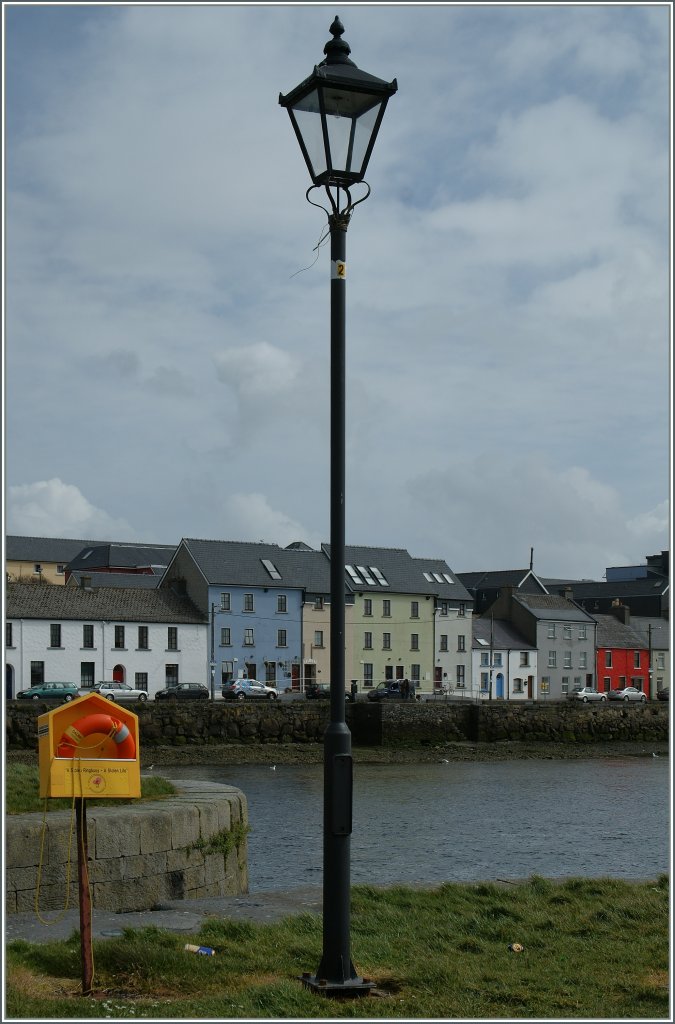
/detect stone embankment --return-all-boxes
[6,700,669,751]
[6,780,248,915]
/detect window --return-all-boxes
[561,678,570,693]
[277,629,287,648]
[382,600,391,617]
[456,665,465,685]
[604,650,612,668]
[34,564,42,574]
[564,652,572,669]
[56,564,65,575]
[513,678,523,693]
[410,634,419,651]
[165,664,179,687]
[578,625,587,640]
[314,630,324,647]
[574,676,582,687]
[243,593,254,612]
[457,635,466,652]
[262,558,281,580]
[480,652,489,667]
[619,675,626,687]
[50,624,62,648]
[631,677,643,690]
[540,678,550,694]
[363,663,373,687]
[363,598,373,616]
[382,632,391,650]
[439,601,448,616]
[563,625,572,640]
[135,673,148,691]
[493,652,502,667]
[411,601,419,618]
[313,597,324,610]
[411,664,420,682]
[633,651,641,668]
[603,676,611,688]
[31,661,45,685]
[114,626,125,649]
[579,652,587,669]
[357,566,376,585]
[6,622,13,647]
[244,628,255,646]
[277,595,287,613]
[138,626,149,650]
[167,627,178,650]
[519,652,529,667]
[221,627,231,646]
[547,624,556,639]
[440,634,448,652]
[548,650,557,668]
[458,603,466,617]
[364,632,373,650]
[80,662,95,688]
[220,592,231,611]
[82,624,94,649]
[656,653,665,670]
[480,672,489,691]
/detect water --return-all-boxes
[157,757,670,891]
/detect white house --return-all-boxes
[5,582,208,699]
[471,617,538,700]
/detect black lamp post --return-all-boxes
[280,16,396,998]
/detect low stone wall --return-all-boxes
[6,780,248,915]
[5,699,669,753]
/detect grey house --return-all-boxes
[484,588,597,699]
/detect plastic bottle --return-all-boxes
[184,943,216,956]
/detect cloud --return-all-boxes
[223,493,321,550]
[7,479,137,540]
[214,342,299,399]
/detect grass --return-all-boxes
[5,763,176,814]
[5,875,669,1018]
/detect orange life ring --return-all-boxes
[56,713,136,759]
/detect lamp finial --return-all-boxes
[322,16,355,66]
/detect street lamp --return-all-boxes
[280,17,396,998]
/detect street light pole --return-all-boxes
[280,17,396,998]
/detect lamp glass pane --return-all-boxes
[291,90,327,180]
[349,102,383,175]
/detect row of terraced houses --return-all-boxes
[5,536,670,702]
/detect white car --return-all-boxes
[607,686,647,703]
[568,686,607,703]
[96,681,149,703]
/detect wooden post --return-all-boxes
[76,798,93,996]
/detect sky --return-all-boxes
[3,2,672,581]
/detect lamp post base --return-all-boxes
[299,973,375,998]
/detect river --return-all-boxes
[157,757,670,891]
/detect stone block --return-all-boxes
[121,851,167,881]
[203,852,226,885]
[169,804,201,849]
[92,811,141,859]
[19,880,78,914]
[140,811,172,854]
[195,802,220,841]
[5,820,43,868]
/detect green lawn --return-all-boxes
[5,876,669,1018]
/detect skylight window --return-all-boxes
[477,638,489,646]
[443,573,454,584]
[82,550,92,560]
[345,565,363,585]
[370,566,389,586]
[261,559,282,580]
[423,572,433,582]
[356,565,376,585]
[432,573,444,584]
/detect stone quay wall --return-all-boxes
[6,780,248,915]
[6,699,669,752]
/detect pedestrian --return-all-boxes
[402,678,410,700]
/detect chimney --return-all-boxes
[529,547,534,571]
[561,586,573,602]
[610,601,630,625]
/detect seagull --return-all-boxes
[269,765,277,771]
[652,753,659,758]
[439,759,449,764]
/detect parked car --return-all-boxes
[656,686,669,702]
[95,681,148,703]
[155,683,209,700]
[305,682,353,701]
[222,679,278,701]
[16,681,81,702]
[567,686,607,703]
[367,681,417,702]
[607,686,647,703]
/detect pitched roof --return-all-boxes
[563,579,669,599]
[323,544,470,598]
[472,617,535,650]
[66,571,161,590]
[171,539,333,593]
[6,583,207,624]
[592,614,649,650]
[513,592,595,622]
[629,617,670,651]
[457,569,548,593]
[68,543,176,572]
[6,535,108,562]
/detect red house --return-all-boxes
[593,606,650,696]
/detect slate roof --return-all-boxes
[513,592,595,622]
[6,583,206,624]
[66,571,161,591]
[472,618,535,651]
[68,543,176,572]
[563,579,669,600]
[592,614,649,650]
[170,539,333,594]
[6,535,108,562]
[629,617,670,651]
[457,569,548,593]
[323,544,469,598]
